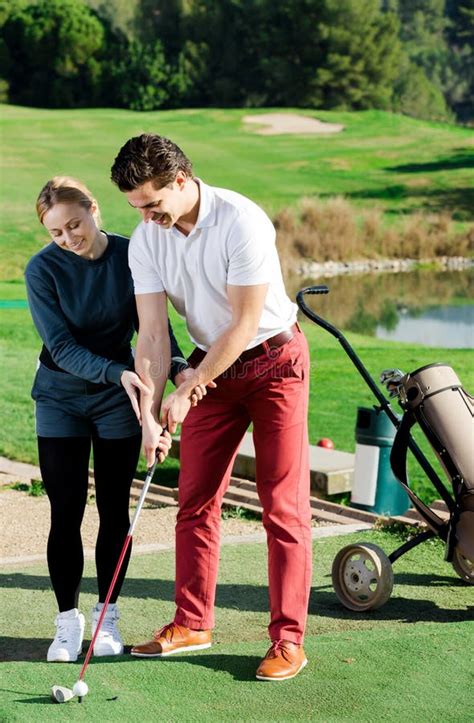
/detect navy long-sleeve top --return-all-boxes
[25,233,184,386]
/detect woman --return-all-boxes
[25,176,183,662]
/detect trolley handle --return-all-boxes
[296,285,345,341]
[296,283,397,412]
[295,283,454,510]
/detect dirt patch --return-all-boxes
[244,113,344,135]
[0,485,330,563]
[328,158,352,170]
[0,489,268,562]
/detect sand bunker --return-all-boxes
[244,113,344,135]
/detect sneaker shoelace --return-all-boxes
[95,613,119,639]
[55,619,78,645]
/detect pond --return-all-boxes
[289,267,473,349]
[2,268,473,348]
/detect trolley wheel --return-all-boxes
[332,543,394,612]
[452,546,474,584]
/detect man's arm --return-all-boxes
[135,291,171,464]
[161,282,268,432]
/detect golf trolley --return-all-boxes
[296,285,474,612]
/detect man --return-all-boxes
[111,134,312,681]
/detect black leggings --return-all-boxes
[38,434,142,612]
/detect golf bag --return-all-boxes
[390,363,474,561]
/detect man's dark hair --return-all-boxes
[111,133,193,191]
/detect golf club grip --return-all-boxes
[129,424,169,535]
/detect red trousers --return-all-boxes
[174,328,312,643]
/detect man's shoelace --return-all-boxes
[153,622,178,642]
[267,640,291,659]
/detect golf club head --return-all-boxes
[51,685,74,703]
[380,368,405,398]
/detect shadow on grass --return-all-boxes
[0,638,53,663]
[1,569,470,659]
[0,688,53,706]
[0,638,262,681]
[310,582,472,626]
[387,151,474,173]
[0,573,271,611]
[149,652,263,681]
[334,185,474,220]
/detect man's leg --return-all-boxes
[131,388,250,657]
[175,394,250,629]
[247,331,312,646]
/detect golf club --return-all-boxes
[51,436,165,704]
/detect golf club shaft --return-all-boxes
[77,450,161,680]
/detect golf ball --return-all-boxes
[72,680,89,698]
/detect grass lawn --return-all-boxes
[1,105,473,279]
[0,106,472,500]
[1,528,472,721]
[1,276,472,502]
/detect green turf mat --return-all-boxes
[2,623,473,722]
[1,530,472,720]
[0,300,28,309]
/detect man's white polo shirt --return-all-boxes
[129,179,297,350]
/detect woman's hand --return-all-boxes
[121,370,152,423]
[174,367,217,407]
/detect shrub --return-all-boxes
[274,196,473,265]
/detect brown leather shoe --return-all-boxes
[131,622,212,657]
[256,640,308,681]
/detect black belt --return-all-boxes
[189,323,299,366]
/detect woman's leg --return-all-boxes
[92,434,142,602]
[38,436,91,612]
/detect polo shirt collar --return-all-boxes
[194,178,217,229]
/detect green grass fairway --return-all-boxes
[0,106,472,500]
[1,277,472,501]
[1,105,473,279]
[1,530,473,721]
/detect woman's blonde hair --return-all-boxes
[36,176,101,226]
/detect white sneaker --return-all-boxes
[47,608,85,662]
[91,603,124,656]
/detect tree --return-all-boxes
[393,59,454,121]
[2,0,106,107]
[86,0,137,39]
[389,0,454,121]
[309,0,402,109]
[134,0,191,63]
[180,0,402,109]
[253,0,327,107]
[105,39,170,111]
[181,0,266,106]
[445,0,474,120]
[395,0,448,88]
